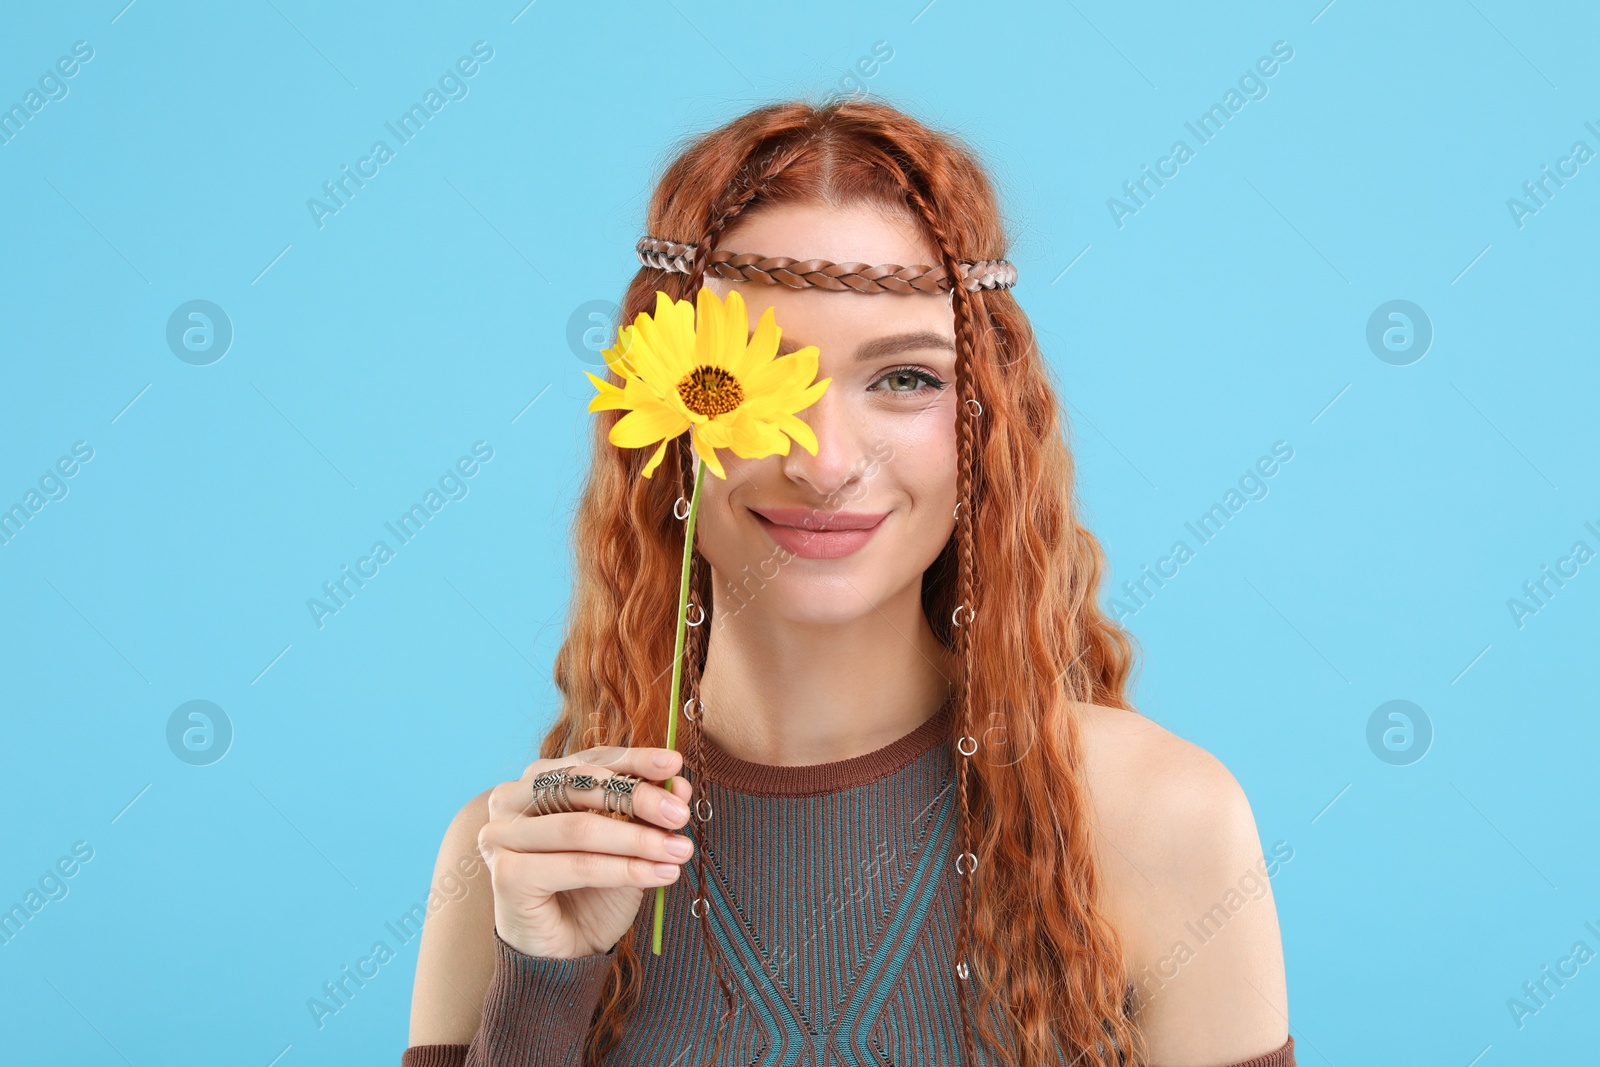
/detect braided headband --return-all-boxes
[637,235,1017,295]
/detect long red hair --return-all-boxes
[542,97,1149,1067]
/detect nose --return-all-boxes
[780,384,866,500]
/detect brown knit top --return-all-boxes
[401,701,1295,1066]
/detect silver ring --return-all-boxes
[532,765,578,815]
[685,601,704,627]
[957,735,977,756]
[953,500,964,520]
[955,851,978,875]
[683,697,702,722]
[964,397,983,418]
[952,604,975,628]
[529,769,556,815]
[691,897,707,918]
[602,773,640,820]
[565,771,601,812]
[694,797,713,822]
[674,496,691,520]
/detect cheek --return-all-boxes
[870,399,959,543]
[893,400,958,496]
[689,468,751,564]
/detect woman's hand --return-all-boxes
[477,746,695,959]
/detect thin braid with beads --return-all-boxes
[673,133,825,1067]
[864,145,990,1067]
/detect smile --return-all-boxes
[748,507,888,560]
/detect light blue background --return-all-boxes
[2,0,1596,1063]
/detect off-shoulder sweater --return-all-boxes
[401,700,1295,1066]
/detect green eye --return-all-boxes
[874,366,947,395]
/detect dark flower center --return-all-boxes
[677,365,744,417]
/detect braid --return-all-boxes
[679,514,734,1067]
[864,143,993,1067]
[675,132,819,1067]
[687,127,821,289]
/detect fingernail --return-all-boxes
[661,797,688,820]
[653,863,680,879]
[664,836,693,858]
[653,751,675,769]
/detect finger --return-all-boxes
[529,767,689,831]
[483,809,694,867]
[493,748,692,821]
[539,746,684,778]
[493,843,683,895]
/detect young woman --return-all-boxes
[402,99,1293,1067]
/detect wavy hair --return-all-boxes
[540,97,1149,1067]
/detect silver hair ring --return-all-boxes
[952,604,975,628]
[953,500,964,520]
[957,735,978,756]
[695,797,714,822]
[964,397,983,418]
[956,960,970,981]
[682,696,702,722]
[955,851,978,875]
[691,897,708,918]
[685,601,704,627]
[674,496,691,520]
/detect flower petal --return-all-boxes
[609,403,690,450]
[695,286,729,370]
[698,418,733,449]
[585,370,630,412]
[776,411,820,455]
[602,325,638,378]
[743,347,820,403]
[774,376,831,415]
[640,437,671,479]
[730,304,779,382]
[632,295,693,386]
[728,414,790,458]
[689,424,727,480]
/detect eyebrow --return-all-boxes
[762,330,956,361]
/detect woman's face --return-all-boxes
[696,201,959,629]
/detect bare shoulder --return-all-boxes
[1072,702,1255,871]
[407,786,498,1047]
[1071,702,1291,1065]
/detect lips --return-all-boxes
[749,506,888,560]
[749,507,889,531]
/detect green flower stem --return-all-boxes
[652,454,706,955]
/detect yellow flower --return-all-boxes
[585,288,831,480]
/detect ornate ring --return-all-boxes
[560,768,601,816]
[602,772,640,821]
[530,766,570,815]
